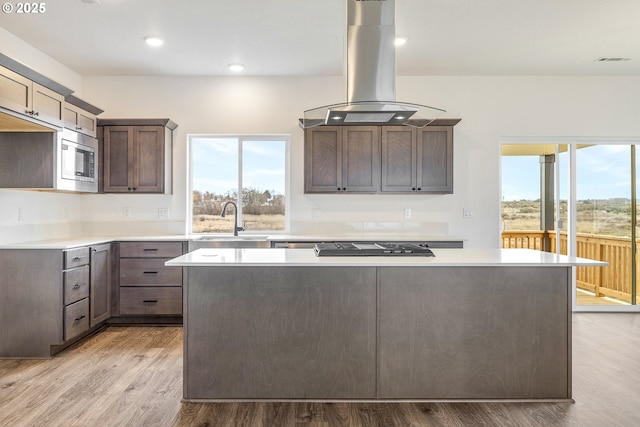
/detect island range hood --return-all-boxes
[302,0,445,128]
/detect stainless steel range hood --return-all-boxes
[302,0,445,128]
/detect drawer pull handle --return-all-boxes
[75,315,86,321]
[143,299,158,303]
[143,248,158,252]
[143,271,158,275]
[72,256,86,261]
[72,283,83,289]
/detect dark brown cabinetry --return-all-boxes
[63,95,103,138]
[304,126,380,193]
[90,244,111,326]
[117,241,184,317]
[0,65,65,128]
[63,247,90,341]
[305,120,458,194]
[99,119,177,194]
[381,126,453,193]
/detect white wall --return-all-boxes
[80,74,640,248]
[3,32,640,247]
[0,30,86,245]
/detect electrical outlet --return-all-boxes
[404,208,411,219]
[158,208,169,219]
[122,207,131,218]
[312,208,320,220]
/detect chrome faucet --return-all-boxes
[220,201,244,236]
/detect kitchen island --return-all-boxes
[166,248,605,402]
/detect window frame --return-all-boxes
[187,133,290,235]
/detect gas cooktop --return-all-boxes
[313,242,435,257]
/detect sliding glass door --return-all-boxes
[501,140,639,310]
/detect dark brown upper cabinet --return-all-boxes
[0,65,65,128]
[99,119,177,194]
[382,126,454,194]
[305,120,458,195]
[305,126,380,193]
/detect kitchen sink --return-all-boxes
[189,235,270,250]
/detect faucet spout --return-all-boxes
[220,201,244,236]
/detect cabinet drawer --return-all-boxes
[119,242,183,258]
[64,247,90,268]
[119,258,182,286]
[120,287,182,315]
[64,265,90,305]
[64,298,89,341]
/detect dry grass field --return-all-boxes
[502,199,634,237]
[192,214,285,233]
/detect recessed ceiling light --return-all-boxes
[394,37,408,46]
[228,63,245,72]
[144,36,164,47]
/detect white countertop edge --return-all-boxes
[165,248,607,267]
[0,235,189,249]
[0,234,465,250]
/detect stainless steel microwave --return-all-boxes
[56,129,98,193]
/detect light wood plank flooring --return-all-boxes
[1,313,640,426]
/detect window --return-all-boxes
[189,135,288,234]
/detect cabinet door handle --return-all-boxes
[143,299,158,303]
[143,271,158,275]
[72,283,84,289]
[75,315,86,321]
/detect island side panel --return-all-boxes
[377,266,571,400]
[0,249,63,357]
[184,266,377,400]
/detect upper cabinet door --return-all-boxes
[341,126,380,193]
[103,126,134,192]
[64,104,97,137]
[0,66,32,114]
[31,83,64,128]
[381,127,416,192]
[101,121,174,194]
[133,126,165,193]
[305,127,342,193]
[417,126,453,193]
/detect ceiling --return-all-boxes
[1,0,640,77]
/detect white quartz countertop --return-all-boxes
[0,235,189,250]
[265,234,464,242]
[0,234,464,250]
[166,248,606,267]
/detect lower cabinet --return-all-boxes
[0,240,181,358]
[116,241,184,318]
[90,244,111,326]
[63,247,91,341]
[62,244,112,341]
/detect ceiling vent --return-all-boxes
[595,57,631,62]
[302,0,445,128]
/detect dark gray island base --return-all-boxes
[165,248,606,402]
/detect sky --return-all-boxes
[502,145,634,201]
[191,136,286,196]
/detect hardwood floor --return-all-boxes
[1,314,639,426]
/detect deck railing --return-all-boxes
[502,231,639,304]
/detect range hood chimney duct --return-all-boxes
[303,0,445,128]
